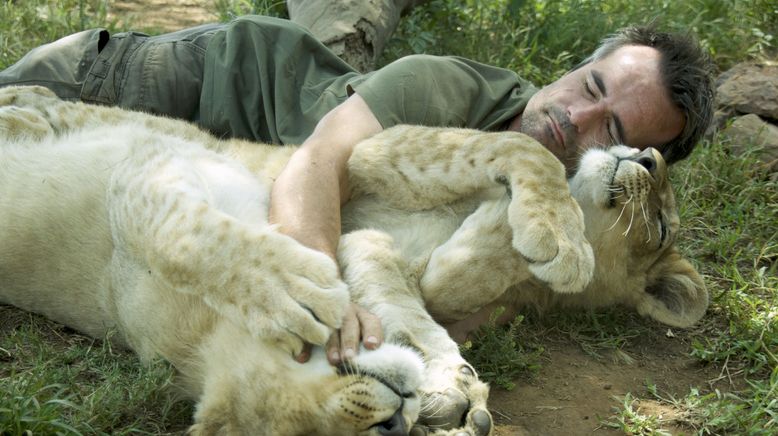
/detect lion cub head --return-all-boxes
[549,146,708,327]
[187,334,423,436]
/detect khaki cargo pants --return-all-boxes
[0,23,222,120]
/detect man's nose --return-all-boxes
[567,101,606,133]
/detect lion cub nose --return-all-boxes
[633,147,660,176]
[377,408,407,436]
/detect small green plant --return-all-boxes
[461,308,543,390]
[603,392,673,436]
[1,377,84,435]
[611,373,778,434]
[0,315,191,434]
[543,309,648,361]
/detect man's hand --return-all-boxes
[327,302,383,363]
[294,302,383,363]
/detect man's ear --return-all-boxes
[636,247,709,328]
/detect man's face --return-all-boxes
[512,45,685,170]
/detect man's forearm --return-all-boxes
[269,145,345,259]
[269,93,383,259]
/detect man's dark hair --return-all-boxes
[580,25,715,164]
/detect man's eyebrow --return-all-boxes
[592,70,626,144]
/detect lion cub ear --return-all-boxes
[636,247,709,328]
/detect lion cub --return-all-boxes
[0,85,707,435]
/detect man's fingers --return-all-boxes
[338,303,360,361]
[326,326,342,364]
[295,342,313,363]
[355,304,383,349]
[325,303,385,365]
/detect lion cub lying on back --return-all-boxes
[0,86,707,435]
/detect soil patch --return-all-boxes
[109,0,215,32]
[490,326,730,435]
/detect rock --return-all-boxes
[716,62,778,121]
[720,114,778,177]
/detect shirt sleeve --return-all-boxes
[349,54,537,131]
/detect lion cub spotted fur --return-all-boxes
[0,86,707,435]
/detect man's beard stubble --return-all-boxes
[519,106,578,173]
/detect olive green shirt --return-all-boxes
[201,16,538,144]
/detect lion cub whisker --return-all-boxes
[640,201,652,243]
[606,194,631,233]
[622,199,637,237]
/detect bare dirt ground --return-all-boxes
[489,327,727,435]
[4,2,735,435]
[109,0,216,31]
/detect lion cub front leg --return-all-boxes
[421,195,531,322]
[109,138,349,355]
[339,230,492,436]
[349,125,594,294]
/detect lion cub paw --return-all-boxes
[414,360,492,436]
[0,106,54,141]
[220,231,350,353]
[509,196,594,294]
[0,85,59,109]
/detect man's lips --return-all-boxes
[547,112,565,152]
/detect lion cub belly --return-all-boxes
[342,198,464,263]
[342,192,495,265]
[0,133,126,337]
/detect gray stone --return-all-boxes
[717,62,778,121]
[720,114,778,178]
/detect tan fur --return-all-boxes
[0,86,707,435]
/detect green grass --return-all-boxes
[1,309,191,434]
[0,0,116,71]
[384,0,776,82]
[603,392,673,436]
[214,0,288,21]
[671,137,778,433]
[461,311,544,390]
[1,0,776,434]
